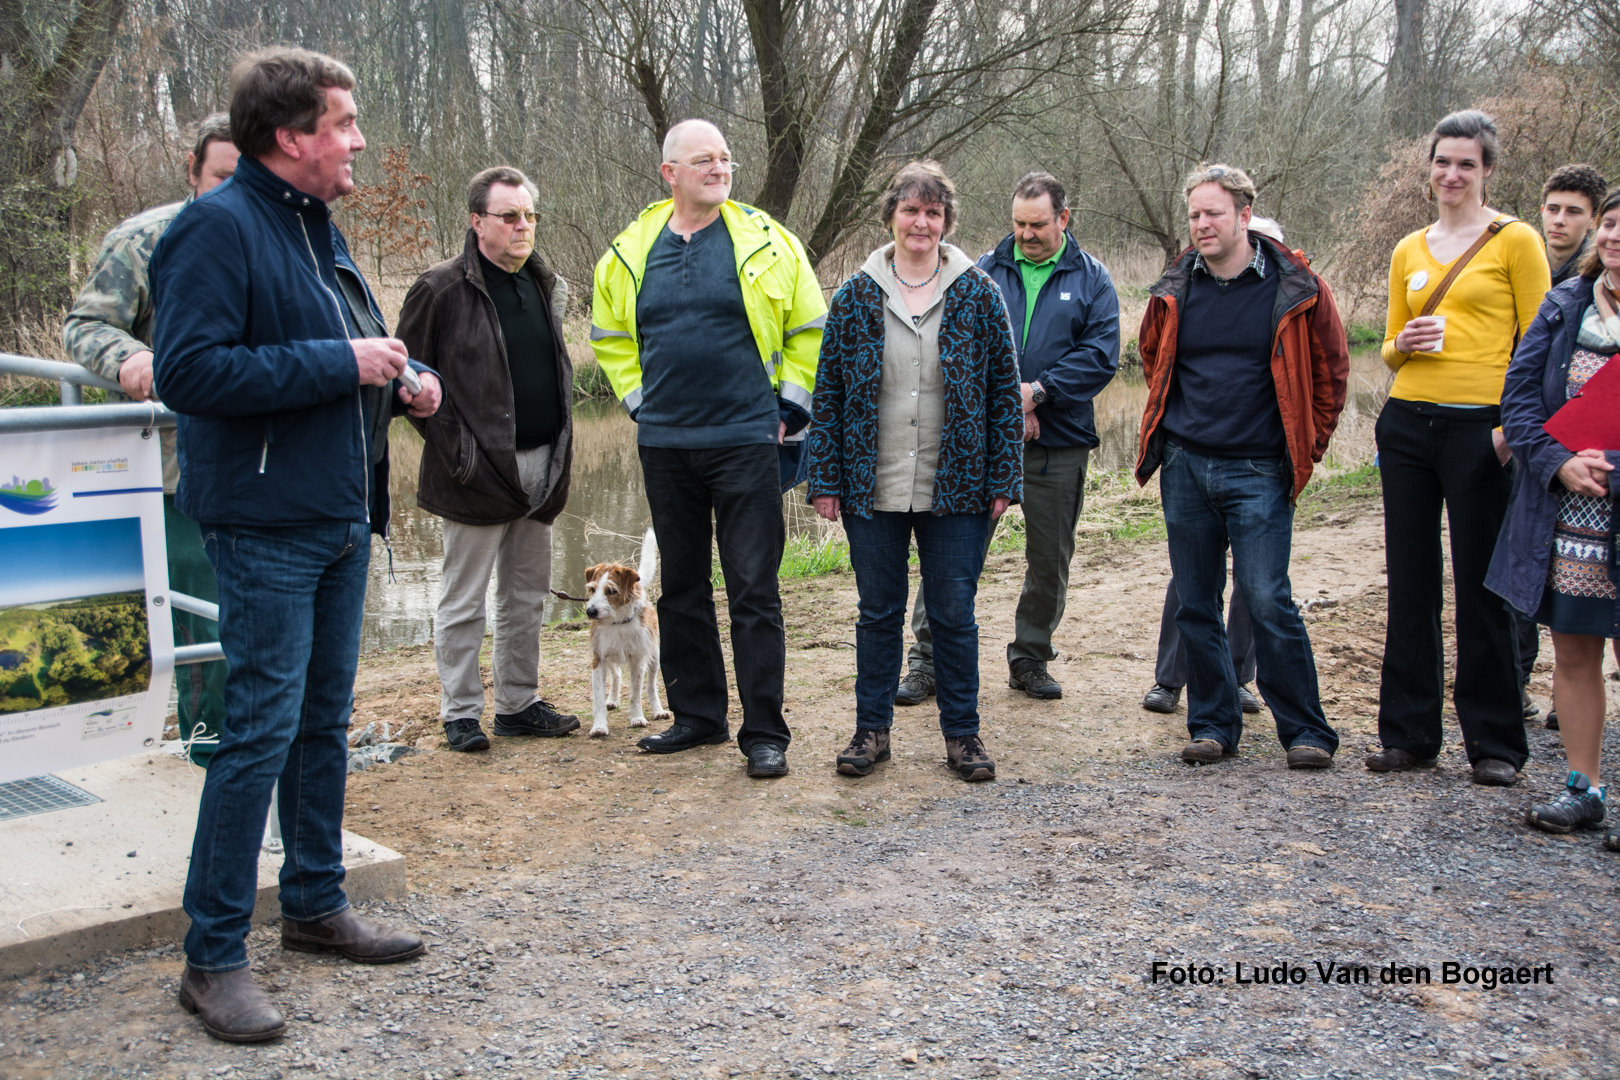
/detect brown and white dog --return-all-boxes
[583,526,670,737]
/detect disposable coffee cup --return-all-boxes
[1430,315,1446,353]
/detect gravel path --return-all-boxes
[6,716,1619,1080]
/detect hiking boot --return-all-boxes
[443,718,490,752]
[1008,660,1062,700]
[1521,684,1540,720]
[1180,738,1228,764]
[1527,771,1606,833]
[895,670,935,706]
[836,728,891,777]
[1238,684,1263,714]
[1141,684,1180,713]
[492,699,580,738]
[944,734,995,782]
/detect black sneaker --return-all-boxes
[443,718,490,752]
[895,670,934,706]
[1527,771,1606,833]
[836,728,891,776]
[492,700,580,737]
[1546,708,1560,731]
[1008,660,1062,700]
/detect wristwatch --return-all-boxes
[1030,381,1047,406]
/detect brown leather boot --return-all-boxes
[282,908,426,964]
[178,964,286,1043]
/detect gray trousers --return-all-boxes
[908,445,1089,675]
[435,445,553,721]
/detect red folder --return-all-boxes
[1543,353,1620,452]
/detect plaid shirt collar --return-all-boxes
[1193,239,1265,284]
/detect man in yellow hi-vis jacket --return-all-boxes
[591,119,826,779]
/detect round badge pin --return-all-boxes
[1410,270,1429,290]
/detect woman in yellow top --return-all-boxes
[1368,109,1549,786]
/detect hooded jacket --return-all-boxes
[1134,235,1349,500]
[397,230,574,527]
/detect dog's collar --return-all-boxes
[611,613,637,625]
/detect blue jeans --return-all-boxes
[844,510,990,738]
[1159,444,1337,754]
[183,521,371,971]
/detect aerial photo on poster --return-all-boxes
[0,516,151,714]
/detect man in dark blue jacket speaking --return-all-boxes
[898,172,1119,703]
[151,46,440,1043]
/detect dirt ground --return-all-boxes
[341,483,1397,889]
[9,482,1620,1079]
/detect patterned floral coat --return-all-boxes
[806,251,1023,518]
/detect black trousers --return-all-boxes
[638,443,790,753]
[1373,399,1528,767]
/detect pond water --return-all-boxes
[360,350,1390,655]
[0,650,26,670]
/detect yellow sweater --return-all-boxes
[1381,218,1550,405]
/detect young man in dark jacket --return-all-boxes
[1134,163,1347,770]
[397,166,577,752]
[152,46,439,1043]
[897,172,1119,704]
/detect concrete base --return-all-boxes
[0,749,406,977]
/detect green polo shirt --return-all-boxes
[1013,235,1065,342]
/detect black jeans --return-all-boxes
[1374,399,1527,767]
[638,443,789,753]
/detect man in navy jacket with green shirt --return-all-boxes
[899,172,1119,703]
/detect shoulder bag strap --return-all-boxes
[1418,216,1519,318]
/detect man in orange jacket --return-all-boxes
[1134,163,1348,769]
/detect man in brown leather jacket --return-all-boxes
[397,165,577,751]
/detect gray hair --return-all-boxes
[1249,216,1285,244]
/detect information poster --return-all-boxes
[0,426,172,783]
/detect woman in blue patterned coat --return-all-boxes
[806,160,1023,782]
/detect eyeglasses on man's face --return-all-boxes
[669,157,740,175]
[480,209,538,226]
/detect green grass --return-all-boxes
[1345,321,1383,349]
[779,531,853,579]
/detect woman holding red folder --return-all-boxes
[1488,189,1620,846]
[1370,110,1549,786]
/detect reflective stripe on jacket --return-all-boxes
[589,199,825,419]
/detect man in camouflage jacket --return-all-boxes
[63,114,239,765]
